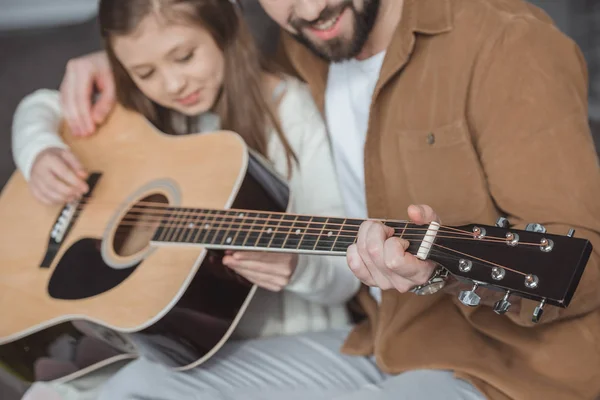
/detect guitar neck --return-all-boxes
[150,207,428,256]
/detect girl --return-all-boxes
[12,0,360,398]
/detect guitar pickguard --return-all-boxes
[48,238,140,300]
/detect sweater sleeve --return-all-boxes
[468,18,600,326]
[275,81,361,306]
[11,89,68,181]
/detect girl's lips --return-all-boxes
[177,90,201,106]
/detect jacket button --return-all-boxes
[427,132,435,145]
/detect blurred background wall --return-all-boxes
[0,0,598,191]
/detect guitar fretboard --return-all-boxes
[150,208,425,255]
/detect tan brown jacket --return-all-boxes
[276,0,600,399]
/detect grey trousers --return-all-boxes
[96,328,485,400]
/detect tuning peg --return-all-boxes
[458,283,481,307]
[493,291,512,314]
[532,299,546,323]
[567,229,576,238]
[495,217,509,228]
[525,223,546,233]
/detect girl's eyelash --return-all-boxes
[138,70,154,80]
[177,51,195,62]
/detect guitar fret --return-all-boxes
[248,212,270,248]
[182,209,204,243]
[329,218,345,252]
[198,210,218,245]
[165,207,184,242]
[152,206,172,242]
[281,215,301,249]
[177,208,196,243]
[310,217,338,251]
[233,211,253,247]
[332,219,361,253]
[294,216,317,251]
[188,209,208,243]
[218,210,237,246]
[211,211,230,245]
[266,214,285,248]
[313,217,328,250]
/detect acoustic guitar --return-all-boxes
[0,104,592,385]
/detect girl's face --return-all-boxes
[112,14,225,116]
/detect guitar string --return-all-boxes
[105,217,548,248]
[108,221,529,276]
[70,198,489,238]
[110,226,527,277]
[66,201,547,247]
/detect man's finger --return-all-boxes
[382,236,409,273]
[407,204,441,225]
[73,67,96,135]
[92,73,116,124]
[346,243,376,286]
[363,222,389,271]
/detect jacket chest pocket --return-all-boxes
[394,119,490,224]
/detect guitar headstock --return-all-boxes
[429,217,593,322]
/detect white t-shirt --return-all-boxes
[325,51,386,302]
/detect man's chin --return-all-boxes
[290,32,358,62]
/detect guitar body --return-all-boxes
[0,105,289,383]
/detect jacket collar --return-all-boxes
[374,0,453,98]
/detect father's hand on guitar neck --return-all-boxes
[347,204,521,313]
[222,251,298,292]
[60,51,115,137]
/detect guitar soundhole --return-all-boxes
[113,193,168,257]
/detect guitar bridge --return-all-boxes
[39,173,102,268]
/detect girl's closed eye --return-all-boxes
[137,69,155,80]
[175,50,195,63]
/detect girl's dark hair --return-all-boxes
[98,0,297,172]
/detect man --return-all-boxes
[54,0,600,399]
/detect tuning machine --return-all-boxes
[532,299,546,323]
[493,291,512,314]
[495,217,509,228]
[525,223,546,233]
[458,283,481,307]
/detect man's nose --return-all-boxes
[294,0,328,22]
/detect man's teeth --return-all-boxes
[313,15,339,31]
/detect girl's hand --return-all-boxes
[222,250,298,292]
[29,148,88,205]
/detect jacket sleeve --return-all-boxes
[468,18,600,326]
[280,83,362,306]
[11,89,68,180]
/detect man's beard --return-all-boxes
[289,0,380,62]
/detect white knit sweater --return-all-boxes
[11,76,361,339]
